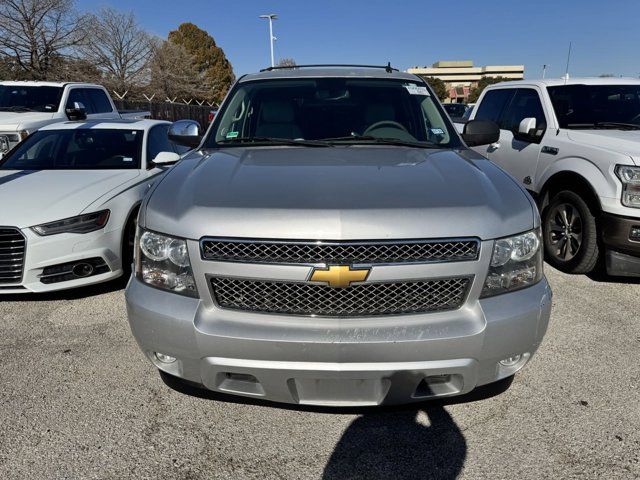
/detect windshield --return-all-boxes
[206,78,460,148]
[443,103,467,117]
[548,84,640,128]
[0,129,143,170]
[0,85,63,112]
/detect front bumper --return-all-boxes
[126,276,552,406]
[0,226,125,294]
[601,212,640,277]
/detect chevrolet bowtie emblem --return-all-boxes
[309,265,370,288]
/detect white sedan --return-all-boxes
[0,119,188,293]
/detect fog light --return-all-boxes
[630,226,640,241]
[155,352,176,364]
[499,355,522,367]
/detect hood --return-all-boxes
[145,147,534,241]
[567,130,640,164]
[0,111,56,131]
[0,170,139,228]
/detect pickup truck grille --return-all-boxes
[0,227,26,284]
[201,238,479,265]
[211,277,471,317]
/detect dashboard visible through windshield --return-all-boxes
[0,85,63,113]
[206,77,460,149]
[0,129,143,170]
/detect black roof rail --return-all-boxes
[260,62,398,73]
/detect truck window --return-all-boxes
[0,85,63,112]
[548,84,640,128]
[66,89,94,114]
[474,89,515,125]
[500,89,547,133]
[86,89,113,113]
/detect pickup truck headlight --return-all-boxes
[481,228,543,298]
[32,210,110,236]
[616,165,640,208]
[136,229,198,297]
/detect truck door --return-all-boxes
[487,88,548,190]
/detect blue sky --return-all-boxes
[81,0,640,79]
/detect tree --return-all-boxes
[81,8,152,93]
[148,39,207,101]
[0,0,87,80]
[277,58,297,68]
[168,23,235,103]
[423,76,448,102]
[468,76,509,103]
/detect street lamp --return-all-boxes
[259,14,278,68]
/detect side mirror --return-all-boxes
[66,101,86,121]
[169,120,202,148]
[516,117,543,142]
[462,119,500,147]
[518,117,537,135]
[153,151,181,165]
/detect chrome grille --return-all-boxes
[201,238,479,265]
[0,227,25,284]
[211,277,471,317]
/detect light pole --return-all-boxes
[259,14,278,68]
[542,64,550,79]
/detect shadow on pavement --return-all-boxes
[0,275,128,302]
[160,373,514,479]
[322,407,465,480]
[586,270,640,285]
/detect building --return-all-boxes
[407,61,525,103]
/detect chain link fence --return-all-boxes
[113,100,216,127]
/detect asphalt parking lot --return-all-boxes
[0,267,638,480]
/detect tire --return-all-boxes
[542,190,600,274]
[121,211,137,276]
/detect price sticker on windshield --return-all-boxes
[404,85,430,96]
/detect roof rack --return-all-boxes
[260,62,398,73]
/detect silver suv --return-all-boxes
[126,66,552,407]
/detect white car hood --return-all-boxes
[0,111,56,131]
[567,130,640,165]
[0,170,140,228]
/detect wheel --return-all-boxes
[121,211,137,275]
[542,190,600,274]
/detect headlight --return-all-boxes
[32,210,110,236]
[616,165,640,208]
[136,229,198,297]
[481,228,543,298]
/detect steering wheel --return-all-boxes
[363,121,409,136]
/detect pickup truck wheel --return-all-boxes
[543,191,599,274]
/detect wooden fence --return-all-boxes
[114,100,215,126]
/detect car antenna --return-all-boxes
[385,62,393,73]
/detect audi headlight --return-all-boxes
[136,229,198,297]
[481,228,543,298]
[32,210,110,236]
[616,165,640,208]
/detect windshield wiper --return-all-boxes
[321,135,437,148]
[567,122,640,130]
[218,136,332,147]
[0,106,36,112]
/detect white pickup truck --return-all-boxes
[462,78,640,277]
[0,81,149,155]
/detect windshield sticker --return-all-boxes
[226,131,239,139]
[430,128,444,135]
[404,85,430,96]
[123,157,133,162]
